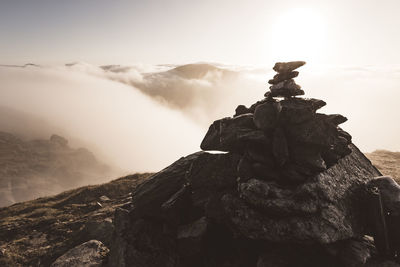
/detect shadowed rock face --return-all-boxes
[110,62,391,267]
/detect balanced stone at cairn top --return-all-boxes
[268,61,306,98]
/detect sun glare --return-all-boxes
[269,8,326,63]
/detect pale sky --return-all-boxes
[1,0,400,66]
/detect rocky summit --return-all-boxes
[108,62,400,267]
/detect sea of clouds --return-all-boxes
[1,62,400,176]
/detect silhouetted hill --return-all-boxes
[0,132,114,207]
[167,63,235,79]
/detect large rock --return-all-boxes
[222,144,381,244]
[111,144,382,265]
[253,102,280,130]
[50,240,109,267]
[201,114,269,152]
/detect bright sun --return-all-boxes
[269,8,326,63]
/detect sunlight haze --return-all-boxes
[1,0,400,66]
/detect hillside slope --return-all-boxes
[0,132,114,207]
[366,150,400,182]
[0,173,151,266]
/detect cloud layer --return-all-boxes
[0,66,203,173]
[1,62,400,178]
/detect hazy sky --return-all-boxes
[1,0,400,66]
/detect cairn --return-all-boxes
[111,62,385,267]
[202,61,352,184]
[268,61,305,97]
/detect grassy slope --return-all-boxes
[365,150,400,183]
[0,173,151,266]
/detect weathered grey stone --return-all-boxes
[367,176,400,254]
[368,176,400,213]
[80,218,114,247]
[245,147,275,166]
[222,145,381,244]
[291,145,327,172]
[131,152,203,218]
[50,240,109,267]
[327,114,348,125]
[270,82,305,98]
[201,114,269,152]
[325,237,374,267]
[177,217,208,260]
[279,98,326,124]
[161,184,193,225]
[239,179,318,216]
[272,128,289,167]
[273,61,306,73]
[268,71,299,84]
[253,102,281,130]
[270,79,301,91]
[234,105,251,117]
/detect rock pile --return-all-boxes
[202,61,352,184]
[109,62,390,267]
[268,61,305,97]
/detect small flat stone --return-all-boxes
[270,79,304,98]
[270,79,301,91]
[273,61,306,73]
[268,71,299,84]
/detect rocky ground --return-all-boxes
[0,173,151,266]
[0,153,396,266]
[0,132,114,207]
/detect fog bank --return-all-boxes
[0,66,203,173]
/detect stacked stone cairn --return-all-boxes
[110,61,388,267]
[202,61,352,184]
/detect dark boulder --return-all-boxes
[201,114,269,152]
[222,145,381,244]
[253,102,281,131]
[272,128,289,167]
[234,105,251,117]
[278,98,326,124]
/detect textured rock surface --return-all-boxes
[109,145,381,266]
[50,240,109,267]
[226,145,380,243]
